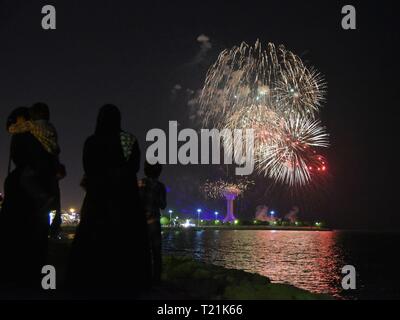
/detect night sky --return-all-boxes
[0,0,398,229]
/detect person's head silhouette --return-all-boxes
[30,102,50,121]
[95,104,121,136]
[6,107,30,132]
[144,161,163,179]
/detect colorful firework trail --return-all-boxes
[199,41,329,187]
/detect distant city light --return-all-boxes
[168,209,173,223]
[69,208,76,214]
[182,219,195,228]
[49,210,56,225]
[197,208,202,213]
[270,211,275,215]
[234,219,239,225]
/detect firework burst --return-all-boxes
[199,40,329,187]
[258,114,329,186]
[201,178,254,199]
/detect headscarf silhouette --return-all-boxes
[6,107,30,131]
[95,104,121,137]
[6,107,30,173]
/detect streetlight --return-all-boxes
[270,211,276,224]
[174,216,179,227]
[214,211,219,220]
[197,209,202,226]
[168,209,173,224]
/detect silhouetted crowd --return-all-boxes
[0,104,166,298]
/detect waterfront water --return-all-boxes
[162,229,400,299]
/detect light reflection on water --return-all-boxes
[162,230,346,298]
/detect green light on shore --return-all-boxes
[234,219,239,225]
[160,217,169,225]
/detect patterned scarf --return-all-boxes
[8,121,60,155]
[120,131,136,161]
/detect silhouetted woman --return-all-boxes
[68,105,150,297]
[0,107,54,293]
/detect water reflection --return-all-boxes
[162,230,345,298]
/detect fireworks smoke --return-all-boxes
[284,206,300,223]
[255,205,269,222]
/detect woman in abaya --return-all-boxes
[0,107,53,294]
[68,104,150,297]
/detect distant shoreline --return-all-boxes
[162,226,332,232]
[60,225,332,234]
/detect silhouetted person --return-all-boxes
[0,107,57,292]
[67,104,150,297]
[8,102,65,239]
[138,162,166,284]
